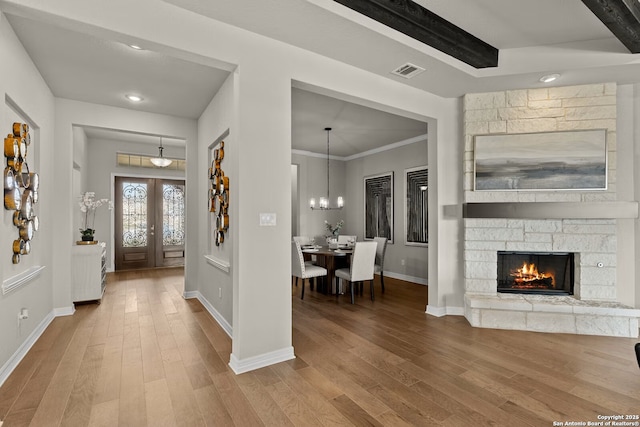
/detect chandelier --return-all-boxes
[309,127,344,210]
[150,136,172,168]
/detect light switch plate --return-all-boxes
[259,213,276,226]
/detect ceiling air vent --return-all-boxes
[391,63,425,79]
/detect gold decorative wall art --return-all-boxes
[209,140,228,246]
[3,122,39,264]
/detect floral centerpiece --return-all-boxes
[324,220,344,238]
[79,192,113,242]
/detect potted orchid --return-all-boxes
[79,192,113,242]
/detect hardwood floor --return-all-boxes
[0,268,639,426]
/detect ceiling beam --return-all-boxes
[333,0,498,69]
[581,0,640,53]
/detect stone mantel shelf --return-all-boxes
[463,201,638,220]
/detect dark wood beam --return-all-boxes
[581,0,640,53]
[333,0,498,69]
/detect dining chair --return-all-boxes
[291,241,327,299]
[337,235,356,246]
[293,235,311,245]
[334,241,377,304]
[373,237,388,293]
[293,235,316,267]
[635,343,640,369]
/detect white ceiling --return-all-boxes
[165,0,640,94]
[413,0,613,49]
[292,88,426,158]
[4,0,640,154]
[6,14,229,120]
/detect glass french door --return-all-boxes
[114,177,185,270]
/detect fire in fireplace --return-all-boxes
[497,251,574,295]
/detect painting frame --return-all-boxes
[364,171,394,244]
[474,129,607,191]
[404,166,428,247]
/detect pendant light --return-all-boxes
[150,136,172,168]
[309,127,344,210]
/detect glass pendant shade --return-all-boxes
[150,137,172,168]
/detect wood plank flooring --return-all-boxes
[0,268,639,426]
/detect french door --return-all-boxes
[114,177,186,270]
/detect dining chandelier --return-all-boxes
[150,136,172,168]
[309,127,344,210]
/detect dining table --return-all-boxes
[301,244,353,294]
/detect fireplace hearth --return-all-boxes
[497,251,574,295]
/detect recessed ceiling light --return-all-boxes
[125,94,143,102]
[128,44,143,50]
[539,73,560,83]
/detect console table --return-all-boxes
[71,242,107,303]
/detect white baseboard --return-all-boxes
[229,346,295,375]
[183,290,198,299]
[426,305,464,317]
[383,271,427,285]
[0,310,55,388]
[184,291,295,375]
[183,291,232,338]
[54,306,75,317]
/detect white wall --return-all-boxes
[294,140,429,284]
[86,137,185,270]
[4,0,461,372]
[0,12,55,381]
[196,72,235,330]
[344,140,429,283]
[71,127,88,243]
[616,84,637,307]
[628,83,640,309]
[54,99,197,311]
[292,153,346,239]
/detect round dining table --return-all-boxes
[302,245,353,294]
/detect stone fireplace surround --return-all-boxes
[462,84,640,338]
[463,215,639,337]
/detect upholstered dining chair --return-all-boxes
[293,235,316,267]
[337,235,356,246]
[291,241,327,299]
[293,235,311,245]
[334,241,377,304]
[373,237,388,293]
[635,343,640,369]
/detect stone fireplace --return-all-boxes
[461,83,640,338]
[463,216,639,337]
[463,217,618,298]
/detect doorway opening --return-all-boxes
[114,176,185,270]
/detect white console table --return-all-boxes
[71,242,107,303]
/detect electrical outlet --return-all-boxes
[18,308,28,320]
[401,259,406,266]
[218,288,222,299]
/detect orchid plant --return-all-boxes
[79,192,113,238]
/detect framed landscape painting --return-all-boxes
[474,129,607,191]
[364,172,393,243]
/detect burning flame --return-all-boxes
[511,262,555,285]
